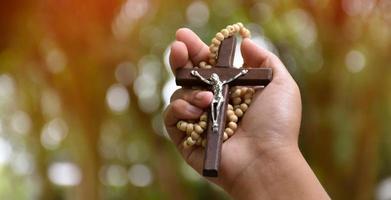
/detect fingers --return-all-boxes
[169,41,188,72]
[175,28,209,66]
[241,38,288,78]
[170,89,213,108]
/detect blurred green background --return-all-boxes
[0,0,390,199]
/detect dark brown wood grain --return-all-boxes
[174,35,273,177]
[176,68,272,87]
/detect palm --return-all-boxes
[165,28,301,189]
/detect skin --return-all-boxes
[164,28,330,200]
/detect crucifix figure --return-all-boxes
[190,69,248,133]
[175,36,273,177]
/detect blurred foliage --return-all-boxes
[0,0,390,199]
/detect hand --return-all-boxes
[164,28,328,199]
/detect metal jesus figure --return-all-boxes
[191,69,248,133]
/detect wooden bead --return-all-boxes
[233,24,240,32]
[248,88,255,94]
[240,28,251,38]
[233,97,241,105]
[223,132,228,141]
[240,103,248,112]
[209,58,216,65]
[186,137,196,146]
[241,87,248,95]
[212,38,221,46]
[209,45,219,53]
[226,25,235,34]
[176,121,183,130]
[237,22,244,28]
[221,29,229,38]
[194,124,203,134]
[244,93,252,100]
[199,61,206,68]
[244,98,251,104]
[215,33,224,41]
[227,109,235,117]
[200,113,207,121]
[235,108,243,117]
[179,121,187,132]
[204,64,212,69]
[191,131,200,140]
[225,127,234,136]
[199,121,207,129]
[228,121,237,130]
[209,52,217,59]
[227,104,233,110]
[229,114,238,123]
[186,123,194,135]
[231,88,241,98]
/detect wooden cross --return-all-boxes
[175,36,272,177]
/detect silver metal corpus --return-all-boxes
[190,69,248,133]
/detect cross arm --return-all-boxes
[176,68,273,87]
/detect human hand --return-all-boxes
[164,28,327,199]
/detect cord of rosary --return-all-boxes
[176,23,254,148]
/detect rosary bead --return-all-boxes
[176,121,183,130]
[209,58,216,65]
[240,87,248,95]
[209,45,219,53]
[179,121,187,132]
[229,114,238,123]
[228,121,237,130]
[233,24,240,32]
[204,64,212,69]
[183,140,191,148]
[200,113,208,121]
[221,29,229,38]
[240,28,251,38]
[194,124,203,134]
[244,93,252,100]
[240,103,248,112]
[235,108,244,117]
[191,131,200,140]
[223,132,228,141]
[226,25,235,34]
[212,38,221,46]
[215,32,224,41]
[231,88,241,98]
[237,22,244,28]
[209,52,217,59]
[186,123,194,135]
[225,127,234,136]
[244,98,251,104]
[186,137,196,146]
[199,121,207,129]
[248,88,255,94]
[227,109,235,117]
[227,104,233,110]
[199,61,206,68]
[233,97,241,105]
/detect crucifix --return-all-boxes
[175,36,273,177]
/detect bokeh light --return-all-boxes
[0,0,390,199]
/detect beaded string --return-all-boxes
[176,23,254,148]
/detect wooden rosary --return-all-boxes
[174,23,273,177]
